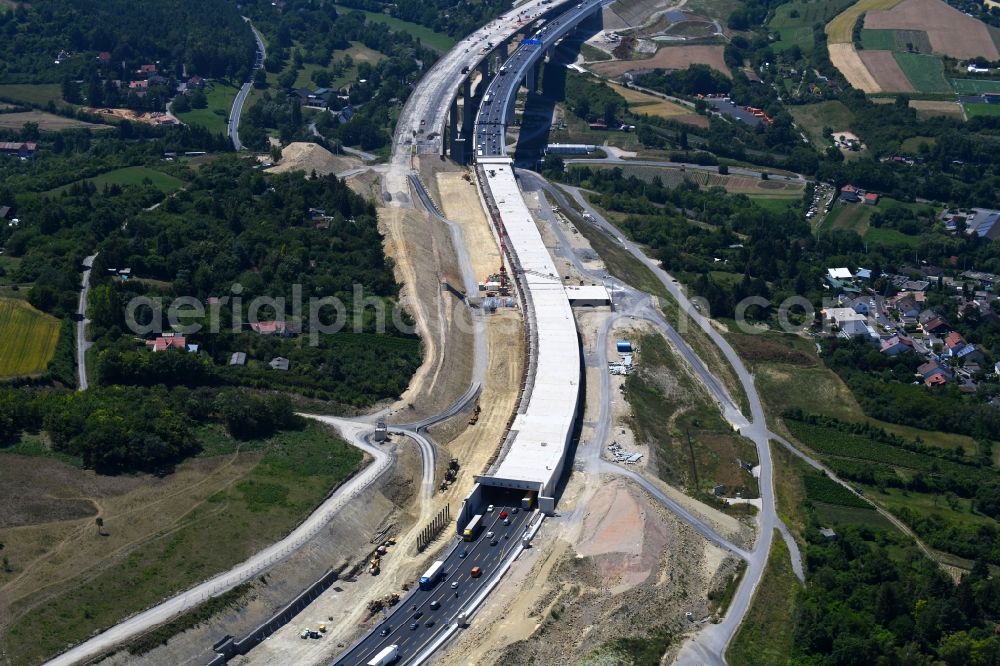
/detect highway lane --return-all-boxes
[475,0,605,159]
[229,19,265,150]
[75,253,96,391]
[334,501,533,666]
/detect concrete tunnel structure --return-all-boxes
[456,0,606,534]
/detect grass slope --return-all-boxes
[2,423,362,665]
[333,5,455,52]
[727,531,799,666]
[0,298,61,378]
[45,166,184,196]
[770,0,857,52]
[176,82,238,137]
[0,83,64,106]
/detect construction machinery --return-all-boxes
[468,401,481,425]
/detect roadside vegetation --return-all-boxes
[624,332,758,501]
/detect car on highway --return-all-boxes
[380,627,391,636]
[413,611,423,620]
[459,549,468,558]
[487,504,494,513]
[503,517,511,525]
[430,600,441,610]
[490,537,498,546]
[512,507,518,514]
[471,566,483,578]
[409,622,419,630]
[425,619,436,628]
[499,510,508,519]
[486,530,495,539]
[451,581,460,589]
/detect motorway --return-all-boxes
[75,253,96,391]
[384,0,573,204]
[229,19,266,151]
[475,0,604,158]
[334,496,533,665]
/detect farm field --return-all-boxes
[607,82,693,118]
[0,298,61,378]
[44,167,185,196]
[591,45,731,78]
[0,83,63,106]
[788,100,855,146]
[0,111,107,131]
[860,50,915,92]
[175,82,238,136]
[860,29,896,50]
[865,0,1000,59]
[828,43,882,92]
[769,0,856,53]
[964,102,1000,118]
[951,78,1000,94]
[863,226,920,248]
[333,5,455,52]
[909,99,962,119]
[893,52,951,93]
[0,423,363,665]
[826,0,903,44]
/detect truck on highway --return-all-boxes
[521,490,537,509]
[367,644,400,666]
[419,560,445,590]
[463,514,484,541]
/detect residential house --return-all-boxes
[901,280,930,292]
[880,336,914,356]
[822,307,872,339]
[229,352,247,366]
[187,75,204,89]
[918,360,953,386]
[855,268,872,281]
[828,267,853,281]
[269,356,290,371]
[138,63,157,75]
[250,320,300,336]
[889,294,920,321]
[129,80,149,90]
[863,192,879,205]
[839,185,860,203]
[839,294,869,315]
[147,335,187,352]
[955,344,986,366]
[994,360,1000,375]
[943,331,967,357]
[920,315,950,337]
[0,142,37,158]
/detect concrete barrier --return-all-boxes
[206,568,339,664]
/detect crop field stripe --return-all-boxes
[893,52,952,93]
[860,29,895,49]
[826,0,906,44]
[0,298,61,377]
[951,78,1000,94]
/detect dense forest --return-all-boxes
[0,0,255,84]
[794,527,1000,664]
[0,386,297,473]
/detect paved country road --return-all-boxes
[229,19,265,151]
[75,253,96,390]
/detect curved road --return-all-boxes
[229,20,266,151]
[45,416,390,666]
[76,253,97,391]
